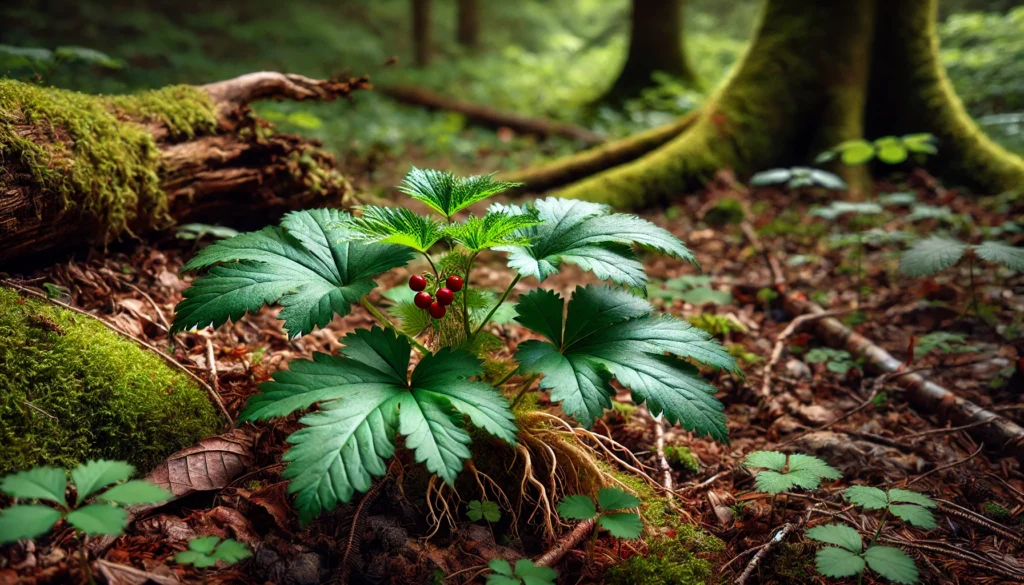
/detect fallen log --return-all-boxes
[0,72,370,265]
[783,295,1024,464]
[377,84,605,145]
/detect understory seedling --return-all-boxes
[0,461,171,583]
[467,500,502,523]
[171,168,738,523]
[811,201,886,311]
[175,536,252,584]
[749,167,847,191]
[649,275,733,306]
[817,133,937,166]
[743,451,840,524]
[804,348,860,375]
[912,332,978,360]
[557,487,643,559]
[807,487,936,584]
[486,559,557,585]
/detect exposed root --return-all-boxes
[424,476,460,540]
[465,460,518,534]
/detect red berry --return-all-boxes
[435,288,455,306]
[429,302,446,319]
[445,275,464,292]
[414,292,433,309]
[409,275,427,291]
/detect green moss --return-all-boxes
[0,79,216,238]
[605,525,724,585]
[772,542,815,580]
[0,287,223,475]
[982,502,1013,523]
[664,445,700,474]
[608,468,672,528]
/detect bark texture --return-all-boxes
[0,72,370,265]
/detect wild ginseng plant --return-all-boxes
[171,167,738,523]
[807,487,936,585]
[557,487,643,559]
[742,451,841,524]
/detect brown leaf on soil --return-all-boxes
[95,560,181,585]
[145,428,255,497]
[237,482,291,530]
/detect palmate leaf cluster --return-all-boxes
[556,487,643,539]
[806,524,918,584]
[171,167,738,523]
[742,451,841,494]
[817,133,937,166]
[175,536,252,568]
[486,559,558,585]
[899,236,1024,277]
[0,460,171,544]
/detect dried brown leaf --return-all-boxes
[145,428,254,497]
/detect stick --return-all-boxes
[734,523,796,585]
[534,518,596,568]
[760,309,850,399]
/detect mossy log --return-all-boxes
[0,72,370,265]
[517,0,1024,208]
[0,285,223,475]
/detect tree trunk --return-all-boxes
[599,0,699,105]
[0,72,369,266]
[526,0,1023,207]
[456,0,480,52]
[412,0,433,67]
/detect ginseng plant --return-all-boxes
[171,167,738,530]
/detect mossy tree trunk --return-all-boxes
[0,72,368,265]
[456,0,480,52]
[412,0,433,67]
[525,0,1023,207]
[598,0,700,105]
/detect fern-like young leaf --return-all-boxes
[346,206,447,252]
[743,451,841,494]
[399,167,520,220]
[443,209,542,253]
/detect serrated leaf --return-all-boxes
[175,550,217,568]
[444,209,543,252]
[0,466,67,506]
[749,169,792,186]
[0,505,64,544]
[815,547,866,578]
[887,489,936,508]
[889,504,937,529]
[514,559,558,585]
[515,286,734,438]
[347,206,446,252]
[844,486,889,510]
[493,198,696,292]
[189,536,221,554]
[599,512,643,539]
[557,494,598,520]
[899,236,968,277]
[743,450,787,471]
[975,241,1024,272]
[71,460,135,505]
[399,167,519,219]
[806,524,863,552]
[489,559,514,576]
[597,487,640,512]
[66,504,128,536]
[787,454,841,480]
[753,471,796,494]
[173,209,414,336]
[210,538,252,563]
[97,480,172,506]
[865,546,918,584]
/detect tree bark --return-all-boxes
[599,0,699,104]
[0,72,369,266]
[456,0,480,52]
[519,0,1023,207]
[412,0,433,67]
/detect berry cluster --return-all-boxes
[409,274,463,319]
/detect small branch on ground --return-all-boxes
[534,518,597,568]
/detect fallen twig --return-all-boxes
[760,309,851,399]
[534,518,596,568]
[734,522,796,585]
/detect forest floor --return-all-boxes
[2,157,1023,585]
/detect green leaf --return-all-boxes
[865,546,918,584]
[743,451,787,471]
[188,536,221,554]
[486,575,521,585]
[787,454,841,483]
[753,471,797,494]
[899,236,968,277]
[597,487,640,512]
[468,500,502,523]
[494,198,696,292]
[557,494,598,520]
[489,559,514,576]
[515,286,734,438]
[599,512,643,539]
[745,452,839,493]
[811,201,883,220]
[875,137,909,164]
[97,480,172,506]
[844,486,889,510]
[887,489,936,508]
[815,547,866,578]
[806,524,863,552]
[210,538,252,564]
[173,209,414,336]
[388,300,431,336]
[838,139,876,165]
[0,505,64,544]
[975,241,1024,272]
[247,328,514,522]
[513,559,558,585]
[0,466,67,506]
[70,460,135,504]
[175,550,217,568]
[346,206,446,252]
[444,209,543,252]
[902,133,937,155]
[809,170,848,190]
[889,504,937,529]
[66,504,128,536]
[749,169,792,186]
[399,167,519,219]
[880,192,917,206]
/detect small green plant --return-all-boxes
[0,461,171,583]
[175,536,252,583]
[557,487,643,559]
[176,223,240,242]
[817,133,937,166]
[805,348,859,375]
[467,499,502,523]
[486,559,557,585]
[913,332,978,359]
[750,167,847,190]
[807,487,936,584]
[742,451,841,495]
[650,275,733,306]
[811,201,886,311]
[687,313,748,337]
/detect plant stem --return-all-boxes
[420,251,440,280]
[462,252,477,342]
[869,507,889,547]
[968,251,979,317]
[79,536,95,585]
[587,521,600,563]
[768,493,777,527]
[509,374,539,408]
[472,274,520,336]
[493,366,519,388]
[360,296,431,355]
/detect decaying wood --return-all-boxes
[784,295,1024,465]
[0,71,370,265]
[378,84,605,145]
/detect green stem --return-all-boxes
[869,507,889,547]
[969,252,979,317]
[462,252,478,342]
[509,374,539,408]
[420,251,440,281]
[472,274,521,336]
[587,520,600,563]
[493,366,520,388]
[360,296,431,355]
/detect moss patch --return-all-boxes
[605,524,724,585]
[0,287,222,475]
[0,79,216,238]
[664,445,700,474]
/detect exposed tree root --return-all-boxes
[533,517,597,568]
